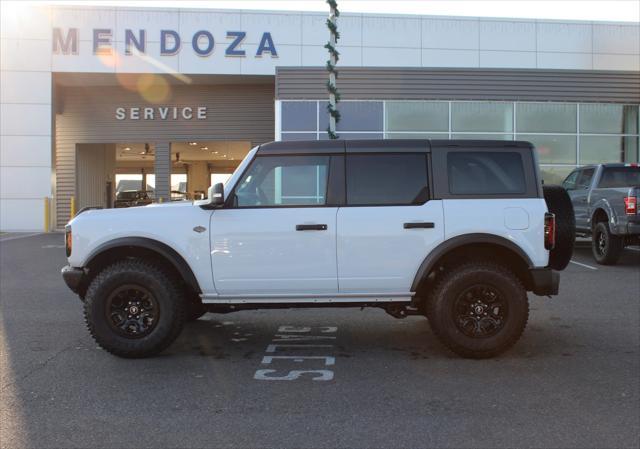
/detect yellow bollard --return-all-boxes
[43,197,50,232]
[158,197,164,204]
[70,196,76,220]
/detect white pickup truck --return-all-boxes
[62,140,574,359]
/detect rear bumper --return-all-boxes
[529,267,560,296]
[626,221,640,235]
[61,265,86,296]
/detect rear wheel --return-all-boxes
[592,221,624,265]
[84,259,186,358]
[426,262,529,359]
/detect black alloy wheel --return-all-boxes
[106,285,159,338]
[453,284,508,338]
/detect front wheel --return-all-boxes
[426,262,529,359]
[84,259,186,358]
[592,222,624,265]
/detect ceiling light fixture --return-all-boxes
[188,142,198,146]
[200,146,208,150]
[123,147,131,151]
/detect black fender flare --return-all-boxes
[84,237,201,293]
[410,233,534,292]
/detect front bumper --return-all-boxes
[61,265,86,296]
[529,267,560,296]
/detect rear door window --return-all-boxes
[447,151,526,195]
[576,168,595,189]
[346,153,429,206]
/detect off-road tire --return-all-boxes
[543,185,575,270]
[592,221,624,265]
[426,262,529,359]
[84,259,186,358]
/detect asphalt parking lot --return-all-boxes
[1,232,639,449]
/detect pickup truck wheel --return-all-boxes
[592,222,624,265]
[426,262,528,359]
[84,260,186,358]
[543,185,575,270]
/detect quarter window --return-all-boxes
[233,155,329,207]
[346,154,429,205]
[447,151,526,195]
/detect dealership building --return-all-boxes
[1,4,639,230]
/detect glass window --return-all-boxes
[281,133,318,141]
[518,134,577,164]
[447,152,526,195]
[561,170,579,190]
[346,154,428,205]
[452,102,513,132]
[386,132,449,140]
[579,104,638,135]
[579,136,639,164]
[234,155,329,207]
[598,166,640,188]
[281,101,317,132]
[576,168,595,189]
[516,103,577,133]
[319,101,383,132]
[385,101,448,132]
[452,133,513,140]
[541,166,576,185]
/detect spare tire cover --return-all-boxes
[543,185,575,270]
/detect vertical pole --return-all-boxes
[154,142,171,203]
[43,197,50,232]
[326,0,340,139]
[69,196,76,220]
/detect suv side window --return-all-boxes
[562,170,579,190]
[447,151,526,195]
[233,155,330,207]
[346,153,428,206]
[576,168,595,190]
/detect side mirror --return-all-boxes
[207,182,225,207]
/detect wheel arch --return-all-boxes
[591,207,609,229]
[411,234,535,294]
[83,237,201,295]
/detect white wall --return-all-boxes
[1,4,53,231]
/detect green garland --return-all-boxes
[326,0,340,139]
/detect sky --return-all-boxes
[22,0,640,23]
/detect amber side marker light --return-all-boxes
[65,227,72,257]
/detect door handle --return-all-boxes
[404,222,435,229]
[296,224,328,231]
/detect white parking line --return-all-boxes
[0,233,42,242]
[626,247,640,252]
[569,260,598,270]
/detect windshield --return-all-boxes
[598,167,640,188]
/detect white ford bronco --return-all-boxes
[62,140,574,359]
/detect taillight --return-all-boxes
[65,227,72,257]
[544,212,556,250]
[624,196,637,215]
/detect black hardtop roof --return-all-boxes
[257,139,533,155]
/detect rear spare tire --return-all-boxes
[543,185,575,270]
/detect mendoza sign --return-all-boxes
[52,28,278,58]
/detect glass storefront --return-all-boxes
[280,100,640,184]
